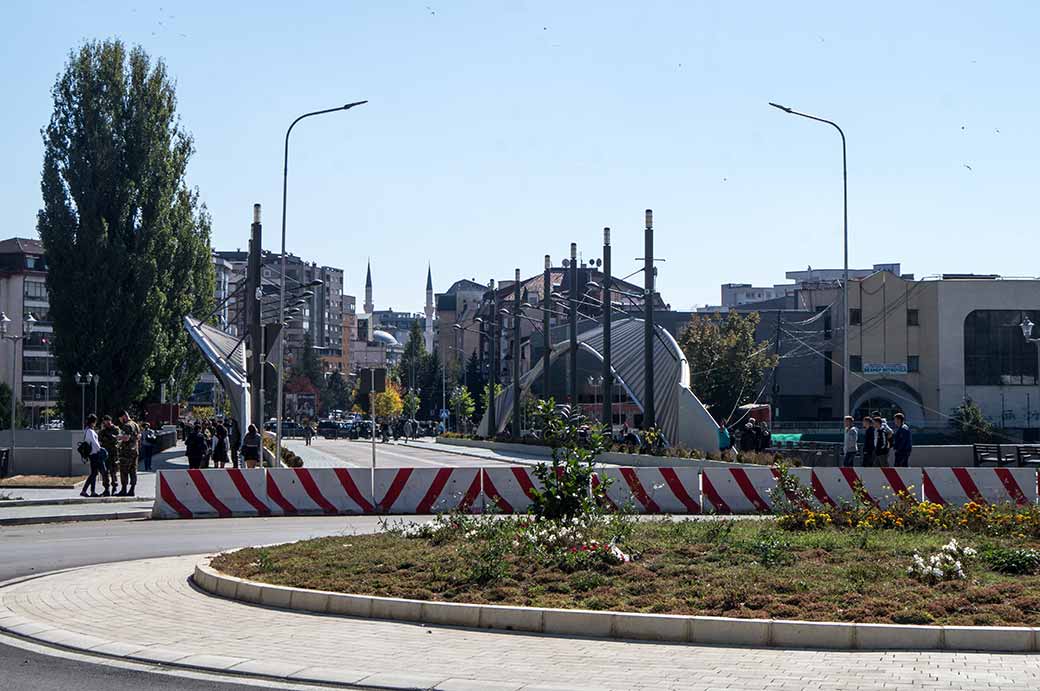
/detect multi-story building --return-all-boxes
[702,263,902,311]
[0,238,59,424]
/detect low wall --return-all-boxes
[0,430,79,449]
[8,447,85,477]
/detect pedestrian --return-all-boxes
[141,422,157,471]
[861,416,876,467]
[213,422,230,468]
[229,418,241,469]
[99,415,121,494]
[185,422,208,469]
[241,424,262,469]
[740,417,757,453]
[893,412,913,467]
[842,415,858,467]
[116,410,141,496]
[81,414,110,497]
[202,422,212,468]
[756,421,771,452]
[873,415,891,467]
[717,422,731,460]
[403,418,413,444]
[303,421,314,446]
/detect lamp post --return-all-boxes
[25,385,34,430]
[76,371,92,422]
[92,374,99,416]
[2,312,35,464]
[769,102,849,422]
[275,100,367,469]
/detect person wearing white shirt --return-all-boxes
[81,414,110,497]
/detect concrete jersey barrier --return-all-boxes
[152,466,1040,519]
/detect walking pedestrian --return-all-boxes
[241,424,262,469]
[81,414,110,497]
[861,416,876,467]
[303,421,314,446]
[756,421,771,452]
[873,416,891,467]
[185,422,208,469]
[717,421,732,460]
[842,415,858,467]
[141,422,157,471]
[740,417,757,453]
[99,415,121,494]
[116,410,141,496]
[213,422,230,468]
[229,418,241,469]
[403,418,413,444]
[893,412,913,467]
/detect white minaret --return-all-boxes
[424,264,435,352]
[364,260,374,315]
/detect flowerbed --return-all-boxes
[212,514,1040,627]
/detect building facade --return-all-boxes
[0,238,59,425]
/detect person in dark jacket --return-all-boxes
[892,412,913,467]
[212,422,230,468]
[740,418,758,452]
[756,421,771,452]
[185,423,208,469]
[873,415,891,467]
[229,418,241,469]
[861,417,876,467]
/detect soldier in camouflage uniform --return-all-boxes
[98,415,121,495]
[116,410,141,496]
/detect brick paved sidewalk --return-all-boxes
[1,556,1039,691]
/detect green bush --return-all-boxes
[983,547,1040,575]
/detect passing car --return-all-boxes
[317,419,341,438]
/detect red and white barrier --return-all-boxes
[594,467,701,514]
[482,467,542,513]
[155,469,271,519]
[701,467,811,514]
[373,467,482,514]
[809,468,921,509]
[923,468,1038,506]
[265,468,374,515]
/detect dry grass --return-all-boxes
[212,520,1040,626]
[0,475,81,488]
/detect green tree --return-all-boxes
[402,389,421,418]
[0,383,24,431]
[323,370,351,411]
[449,385,475,431]
[677,312,778,421]
[466,351,486,419]
[398,320,427,391]
[298,332,324,388]
[38,40,213,426]
[951,399,994,443]
[480,382,503,421]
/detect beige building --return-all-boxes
[800,271,1040,434]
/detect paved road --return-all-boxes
[284,437,544,468]
[6,553,1040,691]
[0,515,390,689]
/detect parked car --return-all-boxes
[317,419,342,438]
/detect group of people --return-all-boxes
[715,417,771,458]
[184,418,263,469]
[843,412,914,467]
[81,411,144,496]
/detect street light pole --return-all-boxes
[275,100,367,468]
[2,313,36,465]
[769,102,849,421]
[92,374,99,416]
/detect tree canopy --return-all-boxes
[38,39,213,425]
[677,312,778,423]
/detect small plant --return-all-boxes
[252,548,274,573]
[983,547,1040,575]
[907,539,976,584]
[748,533,793,567]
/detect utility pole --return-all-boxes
[643,210,656,429]
[512,268,521,438]
[487,280,497,437]
[773,310,782,421]
[568,243,578,411]
[247,204,263,430]
[601,227,612,428]
[542,255,551,400]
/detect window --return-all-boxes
[964,310,1038,385]
[823,351,833,386]
[24,281,48,300]
[22,356,54,376]
[849,308,862,326]
[850,355,863,372]
[908,355,920,373]
[907,309,920,326]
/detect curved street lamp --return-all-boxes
[275,100,367,466]
[769,101,849,422]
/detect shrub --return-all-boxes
[983,547,1040,575]
[907,539,977,584]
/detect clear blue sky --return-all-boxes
[3,1,1038,313]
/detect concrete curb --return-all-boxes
[0,509,151,526]
[0,496,145,508]
[197,559,1040,652]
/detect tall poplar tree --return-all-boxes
[38,40,213,424]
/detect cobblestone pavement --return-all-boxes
[2,556,1039,690]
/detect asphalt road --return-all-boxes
[283,437,536,467]
[0,515,401,689]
